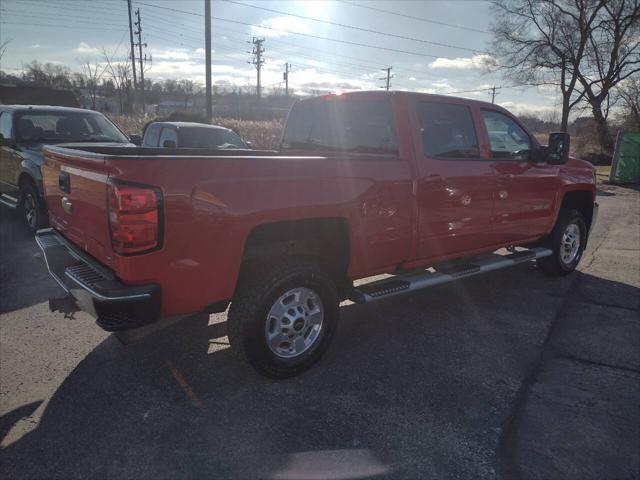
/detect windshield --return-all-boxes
[281,98,398,154]
[15,111,129,144]
[179,127,247,149]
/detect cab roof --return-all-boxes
[0,105,98,114]
[299,90,501,110]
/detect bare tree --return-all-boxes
[22,60,73,89]
[80,58,103,110]
[0,39,10,62]
[490,0,607,132]
[102,49,133,113]
[616,78,640,129]
[576,0,640,152]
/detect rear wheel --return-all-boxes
[20,182,47,232]
[227,258,339,378]
[537,209,586,276]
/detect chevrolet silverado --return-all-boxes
[35,91,597,377]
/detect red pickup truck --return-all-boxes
[36,91,597,377]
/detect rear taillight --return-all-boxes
[108,182,162,255]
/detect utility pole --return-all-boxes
[126,0,137,90]
[204,0,212,122]
[380,66,393,91]
[250,37,265,99]
[490,86,499,104]
[134,8,147,113]
[283,62,291,97]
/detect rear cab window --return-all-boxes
[159,127,178,147]
[416,102,479,159]
[144,124,162,147]
[282,97,398,155]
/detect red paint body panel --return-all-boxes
[41,91,596,318]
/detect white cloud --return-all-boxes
[409,76,416,81]
[28,44,49,49]
[74,42,99,54]
[250,16,310,38]
[429,54,494,70]
[498,101,556,116]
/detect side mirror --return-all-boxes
[162,139,177,148]
[547,132,570,164]
[129,134,142,146]
[244,140,253,149]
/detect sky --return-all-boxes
[0,0,560,116]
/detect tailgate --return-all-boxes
[43,146,113,266]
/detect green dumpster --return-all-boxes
[610,131,640,184]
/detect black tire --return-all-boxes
[20,182,47,232]
[537,208,586,276]
[227,258,339,378]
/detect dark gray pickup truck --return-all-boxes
[0,105,136,231]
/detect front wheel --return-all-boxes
[227,258,339,378]
[20,183,47,232]
[537,209,586,276]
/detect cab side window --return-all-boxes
[144,124,162,147]
[159,127,178,148]
[0,112,13,140]
[482,110,531,159]
[416,102,479,159]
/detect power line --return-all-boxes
[0,21,122,31]
[0,9,124,26]
[225,0,483,54]
[135,1,475,61]
[338,0,491,35]
[136,5,444,78]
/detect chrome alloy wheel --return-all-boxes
[24,193,37,230]
[560,223,581,266]
[265,287,324,359]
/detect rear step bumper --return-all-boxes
[35,228,161,331]
[349,247,553,304]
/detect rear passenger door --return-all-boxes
[412,100,496,261]
[480,109,559,242]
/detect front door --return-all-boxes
[412,99,496,262]
[480,109,560,242]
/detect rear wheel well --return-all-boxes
[239,218,351,291]
[560,191,594,231]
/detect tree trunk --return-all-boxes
[591,101,614,154]
[561,93,571,132]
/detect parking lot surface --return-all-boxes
[1,185,638,479]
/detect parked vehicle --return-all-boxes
[0,105,138,231]
[142,121,250,149]
[36,91,597,377]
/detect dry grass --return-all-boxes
[107,113,284,150]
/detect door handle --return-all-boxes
[59,171,71,193]
[61,196,73,214]
[498,173,513,182]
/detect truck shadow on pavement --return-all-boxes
[1,266,638,479]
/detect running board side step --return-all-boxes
[0,194,19,209]
[348,247,552,304]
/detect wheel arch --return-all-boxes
[559,190,595,234]
[238,217,351,294]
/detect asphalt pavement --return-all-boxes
[0,185,638,479]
